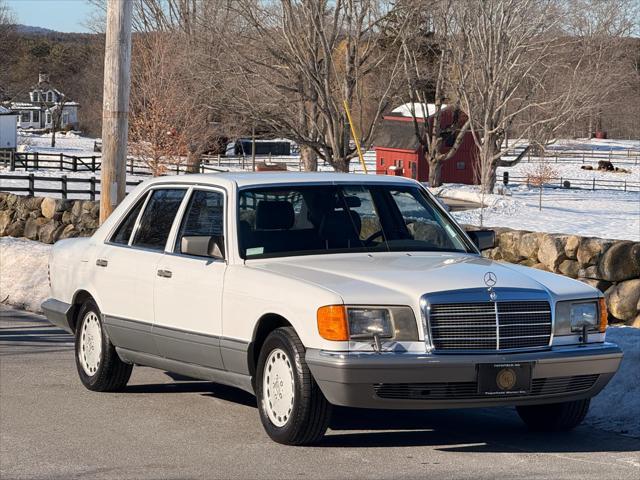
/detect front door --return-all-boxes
[153,188,227,370]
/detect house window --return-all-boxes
[48,92,53,102]
[46,112,52,124]
[32,110,40,123]
[20,111,30,123]
[380,157,384,166]
[456,161,465,170]
[62,112,69,126]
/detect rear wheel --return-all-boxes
[256,327,332,445]
[74,299,132,392]
[516,399,590,431]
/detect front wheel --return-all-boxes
[74,299,132,392]
[256,327,332,445]
[516,399,590,432]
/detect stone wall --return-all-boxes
[0,193,98,243]
[1,192,638,326]
[477,226,640,326]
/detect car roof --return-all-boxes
[142,171,419,189]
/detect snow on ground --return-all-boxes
[437,184,640,241]
[0,236,638,437]
[498,161,640,185]
[548,138,640,151]
[0,237,51,312]
[587,326,640,438]
[18,130,98,156]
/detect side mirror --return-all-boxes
[181,235,225,259]
[467,230,495,251]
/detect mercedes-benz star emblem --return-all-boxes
[484,271,497,287]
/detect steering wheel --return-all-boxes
[364,229,385,245]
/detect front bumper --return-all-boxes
[306,343,622,409]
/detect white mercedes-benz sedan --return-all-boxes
[42,172,622,445]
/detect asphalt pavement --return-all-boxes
[1,306,638,480]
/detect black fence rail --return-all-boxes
[1,151,257,175]
[0,151,102,172]
[0,173,144,201]
[501,146,640,165]
[505,173,640,193]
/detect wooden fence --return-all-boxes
[501,147,640,165]
[505,173,640,193]
[0,173,144,201]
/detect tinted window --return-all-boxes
[175,190,224,252]
[132,189,186,251]
[111,192,148,245]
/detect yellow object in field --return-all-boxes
[343,100,368,174]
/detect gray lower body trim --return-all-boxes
[103,315,159,356]
[305,343,623,410]
[151,324,224,370]
[116,347,254,395]
[41,298,75,333]
[220,337,251,376]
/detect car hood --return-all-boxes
[249,252,599,305]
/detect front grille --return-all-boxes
[428,301,552,351]
[374,374,599,400]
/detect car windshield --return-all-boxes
[237,183,473,259]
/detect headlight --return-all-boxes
[317,305,419,341]
[570,303,598,332]
[555,298,607,336]
[348,308,393,339]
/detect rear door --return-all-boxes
[94,187,187,354]
[153,187,227,369]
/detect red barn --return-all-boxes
[373,104,479,184]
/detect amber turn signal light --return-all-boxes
[317,305,349,341]
[599,297,608,333]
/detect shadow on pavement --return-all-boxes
[321,407,640,452]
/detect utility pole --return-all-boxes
[100,0,133,224]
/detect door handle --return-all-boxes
[157,269,172,278]
[96,259,108,267]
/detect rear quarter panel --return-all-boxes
[49,237,97,305]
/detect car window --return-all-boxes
[132,188,186,251]
[175,190,224,253]
[110,191,148,245]
[237,184,471,259]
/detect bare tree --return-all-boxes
[229,0,404,172]
[525,161,557,211]
[561,0,638,138]
[395,0,470,187]
[129,33,193,175]
[0,0,16,99]
[450,0,626,192]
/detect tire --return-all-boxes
[516,399,590,432]
[74,299,132,392]
[255,327,332,445]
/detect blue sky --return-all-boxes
[7,0,97,33]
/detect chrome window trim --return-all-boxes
[420,287,554,355]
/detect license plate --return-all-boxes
[477,362,532,396]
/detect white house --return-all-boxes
[0,106,18,150]
[8,73,79,131]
